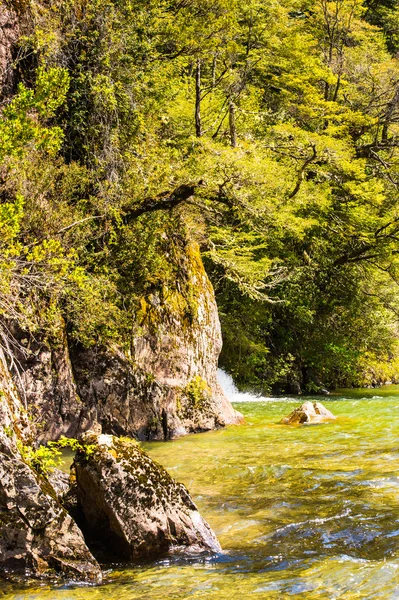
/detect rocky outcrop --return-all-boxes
[0,4,19,100]
[73,432,221,560]
[0,351,102,582]
[281,401,336,425]
[9,325,96,444]
[11,242,242,442]
[127,242,242,437]
[0,450,102,582]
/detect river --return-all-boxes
[3,372,399,599]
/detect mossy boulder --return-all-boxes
[73,432,222,560]
[10,241,242,443]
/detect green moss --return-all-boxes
[132,241,211,338]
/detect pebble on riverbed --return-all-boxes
[281,401,336,425]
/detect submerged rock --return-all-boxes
[281,401,336,425]
[73,432,222,560]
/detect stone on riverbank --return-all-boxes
[0,451,102,582]
[281,401,336,425]
[73,432,222,560]
[0,359,101,582]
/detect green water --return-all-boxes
[3,386,399,599]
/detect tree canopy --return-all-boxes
[3,0,399,391]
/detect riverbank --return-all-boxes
[3,387,399,599]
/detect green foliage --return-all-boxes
[17,436,94,476]
[3,0,399,391]
[0,67,69,160]
[185,376,211,407]
[17,439,62,475]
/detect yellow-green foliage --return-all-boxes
[17,436,94,475]
[359,353,399,387]
[3,0,399,391]
[185,376,211,408]
[17,440,63,475]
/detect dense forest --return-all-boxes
[3,0,399,394]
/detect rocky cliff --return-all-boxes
[10,242,241,443]
[0,352,223,582]
[0,3,18,101]
[0,6,240,443]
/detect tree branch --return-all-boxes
[287,144,317,200]
[122,181,204,224]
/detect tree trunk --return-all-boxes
[195,58,202,137]
[212,54,217,88]
[229,99,237,148]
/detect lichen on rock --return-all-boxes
[73,431,222,560]
[10,241,242,443]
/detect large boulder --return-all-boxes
[73,432,222,560]
[281,401,336,425]
[0,447,102,582]
[0,350,101,582]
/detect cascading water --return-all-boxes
[217,368,291,403]
[217,368,261,402]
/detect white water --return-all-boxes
[217,368,292,403]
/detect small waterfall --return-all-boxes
[217,368,262,402]
[217,368,293,403]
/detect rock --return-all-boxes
[47,469,71,499]
[0,4,19,100]
[73,432,222,560]
[0,350,102,582]
[281,401,336,424]
[319,388,330,396]
[288,381,302,395]
[0,449,102,582]
[9,323,99,444]
[10,242,242,442]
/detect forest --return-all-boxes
[4,1,399,597]
[3,0,399,395]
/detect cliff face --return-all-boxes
[11,243,241,442]
[1,4,240,443]
[0,347,223,581]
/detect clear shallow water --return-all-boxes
[3,380,399,599]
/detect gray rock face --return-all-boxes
[281,401,336,424]
[0,351,101,582]
[47,469,71,499]
[10,325,95,444]
[70,342,242,442]
[73,432,222,560]
[127,243,242,437]
[0,448,102,581]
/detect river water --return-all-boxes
[3,372,399,599]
